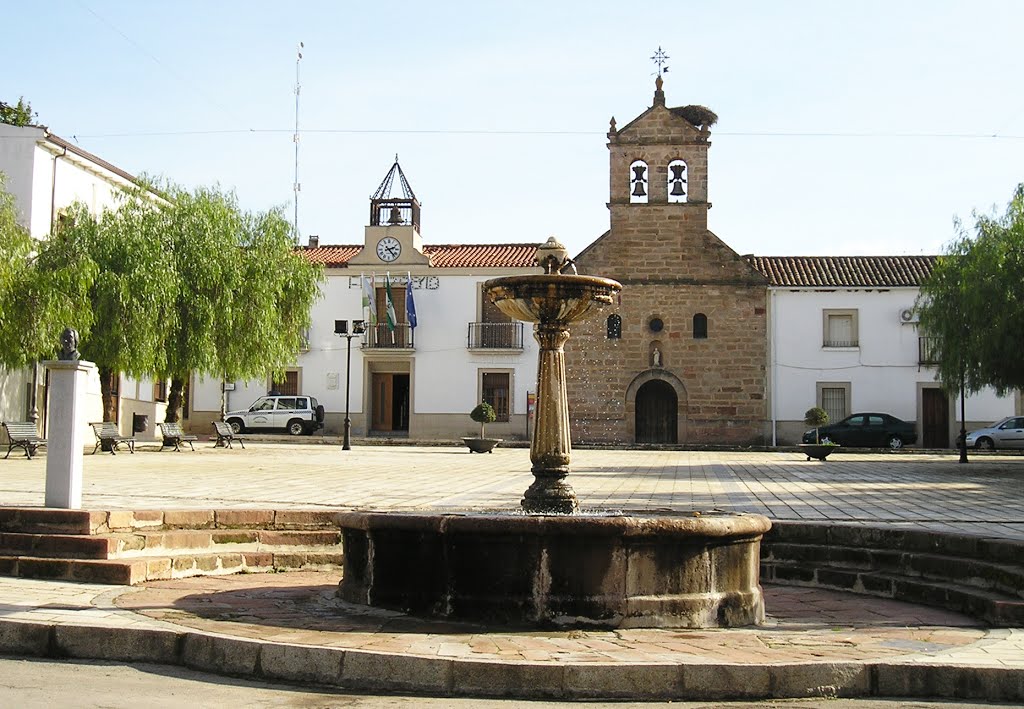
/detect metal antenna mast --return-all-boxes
[293,41,303,243]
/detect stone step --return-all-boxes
[0,529,342,560]
[0,551,343,586]
[762,560,1024,626]
[0,508,344,535]
[762,542,1024,598]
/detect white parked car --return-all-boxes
[964,416,1024,450]
[225,395,325,436]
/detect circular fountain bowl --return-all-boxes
[337,511,772,628]
[484,274,622,324]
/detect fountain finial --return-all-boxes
[535,236,577,275]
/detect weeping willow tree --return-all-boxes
[916,184,1024,397]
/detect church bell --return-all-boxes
[387,207,403,225]
[632,181,647,197]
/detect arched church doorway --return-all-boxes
[635,379,678,443]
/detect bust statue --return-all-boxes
[58,327,80,361]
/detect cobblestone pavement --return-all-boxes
[1,443,1021,539]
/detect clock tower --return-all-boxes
[348,158,430,267]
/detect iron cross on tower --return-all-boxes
[651,46,669,76]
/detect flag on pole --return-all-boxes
[406,272,418,329]
[362,274,377,325]
[384,273,398,332]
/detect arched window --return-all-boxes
[606,314,622,339]
[668,159,688,203]
[629,160,648,204]
[693,313,708,339]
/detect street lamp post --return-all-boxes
[335,319,365,451]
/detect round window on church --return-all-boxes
[648,317,664,333]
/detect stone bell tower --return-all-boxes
[571,70,769,446]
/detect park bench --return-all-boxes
[89,421,135,455]
[212,420,245,449]
[2,421,47,460]
[158,421,198,452]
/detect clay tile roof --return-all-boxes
[423,244,537,268]
[300,245,362,266]
[746,255,938,288]
[298,243,538,269]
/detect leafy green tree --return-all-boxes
[69,194,177,421]
[0,176,96,368]
[916,184,1024,396]
[470,401,497,439]
[0,97,38,126]
[159,185,323,422]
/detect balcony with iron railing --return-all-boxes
[467,322,524,351]
[918,336,940,365]
[362,323,414,350]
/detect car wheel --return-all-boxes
[976,437,995,451]
[887,435,903,449]
[228,419,244,434]
[287,419,305,436]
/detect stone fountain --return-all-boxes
[337,237,771,628]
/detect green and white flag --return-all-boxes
[361,274,377,325]
[384,272,398,332]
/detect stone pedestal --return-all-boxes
[44,359,95,509]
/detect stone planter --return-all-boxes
[463,437,502,453]
[800,443,839,461]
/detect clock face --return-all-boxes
[376,237,401,262]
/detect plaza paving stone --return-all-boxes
[0,443,1022,699]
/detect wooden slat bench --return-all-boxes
[212,420,245,449]
[2,422,47,460]
[89,421,135,455]
[158,421,198,452]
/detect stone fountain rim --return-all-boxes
[483,273,623,291]
[336,510,771,537]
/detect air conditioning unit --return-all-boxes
[898,307,918,324]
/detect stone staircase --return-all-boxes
[0,508,344,585]
[761,521,1024,626]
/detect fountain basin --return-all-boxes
[484,274,621,324]
[337,511,771,628]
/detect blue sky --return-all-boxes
[4,1,1023,257]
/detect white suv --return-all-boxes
[226,395,325,436]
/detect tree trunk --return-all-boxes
[165,377,186,423]
[98,367,118,422]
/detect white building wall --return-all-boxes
[191,268,540,440]
[0,126,161,441]
[770,287,1015,444]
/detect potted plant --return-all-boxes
[464,402,502,453]
[800,407,839,461]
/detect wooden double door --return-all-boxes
[922,388,949,448]
[371,373,410,433]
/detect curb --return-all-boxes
[0,617,1021,701]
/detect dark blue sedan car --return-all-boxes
[802,412,917,449]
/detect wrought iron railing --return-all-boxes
[918,336,940,365]
[362,323,414,349]
[823,339,859,348]
[467,322,524,350]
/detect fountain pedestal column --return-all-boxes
[524,322,576,514]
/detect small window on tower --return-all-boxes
[668,160,688,203]
[693,313,708,339]
[629,160,648,204]
[607,314,622,339]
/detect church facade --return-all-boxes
[567,77,770,445]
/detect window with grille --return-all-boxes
[482,372,510,422]
[823,309,858,347]
[818,383,850,424]
[271,370,300,396]
[607,314,622,339]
